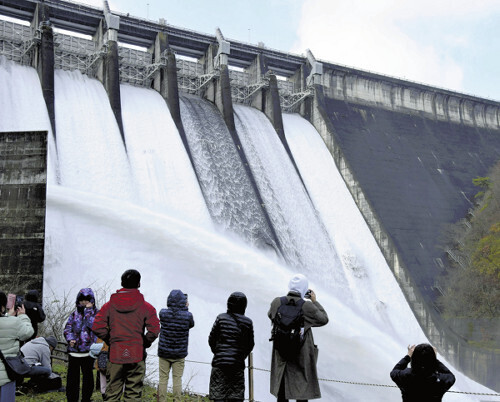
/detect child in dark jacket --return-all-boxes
[63,288,99,402]
[157,290,194,401]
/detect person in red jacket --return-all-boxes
[92,269,160,401]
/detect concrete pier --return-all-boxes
[31,4,56,140]
[94,17,125,144]
[262,74,308,192]
[154,41,205,204]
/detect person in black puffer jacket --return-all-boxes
[23,289,46,342]
[390,343,455,402]
[157,290,194,402]
[209,292,254,402]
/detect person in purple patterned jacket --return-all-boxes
[63,288,99,402]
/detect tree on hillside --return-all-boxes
[439,162,500,319]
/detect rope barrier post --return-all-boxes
[248,352,254,402]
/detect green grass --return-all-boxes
[15,362,210,401]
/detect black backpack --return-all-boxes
[271,296,305,361]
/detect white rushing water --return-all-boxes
[0,56,57,182]
[180,95,279,251]
[0,57,494,401]
[120,85,211,226]
[54,69,135,200]
[282,113,420,334]
[234,105,349,300]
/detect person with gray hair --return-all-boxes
[268,274,329,402]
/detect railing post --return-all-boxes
[248,352,254,402]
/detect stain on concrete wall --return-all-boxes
[0,131,47,295]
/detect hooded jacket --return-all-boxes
[23,290,46,340]
[158,290,194,359]
[390,355,456,402]
[268,274,329,400]
[63,288,99,353]
[20,337,52,370]
[208,292,254,370]
[92,288,160,364]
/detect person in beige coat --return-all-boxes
[0,291,35,400]
[268,274,328,402]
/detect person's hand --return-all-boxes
[16,304,26,315]
[7,306,17,316]
[69,340,76,347]
[309,289,317,303]
[407,344,416,358]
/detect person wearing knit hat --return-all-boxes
[268,274,329,401]
[44,336,58,350]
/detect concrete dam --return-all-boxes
[1,0,499,396]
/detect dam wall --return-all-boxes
[0,0,499,390]
[320,64,500,128]
[0,131,47,294]
[309,82,500,390]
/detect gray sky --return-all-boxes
[64,0,500,101]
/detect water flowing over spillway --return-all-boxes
[0,56,56,179]
[0,57,494,401]
[120,85,211,226]
[282,113,420,331]
[0,57,50,132]
[54,69,135,200]
[180,95,279,251]
[234,105,348,299]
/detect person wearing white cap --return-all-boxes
[268,274,329,401]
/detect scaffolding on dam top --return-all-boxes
[54,31,100,76]
[0,19,37,65]
[280,85,313,112]
[0,18,313,111]
[176,57,217,95]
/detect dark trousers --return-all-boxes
[213,400,243,402]
[66,355,95,402]
[27,364,51,379]
[277,377,308,402]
